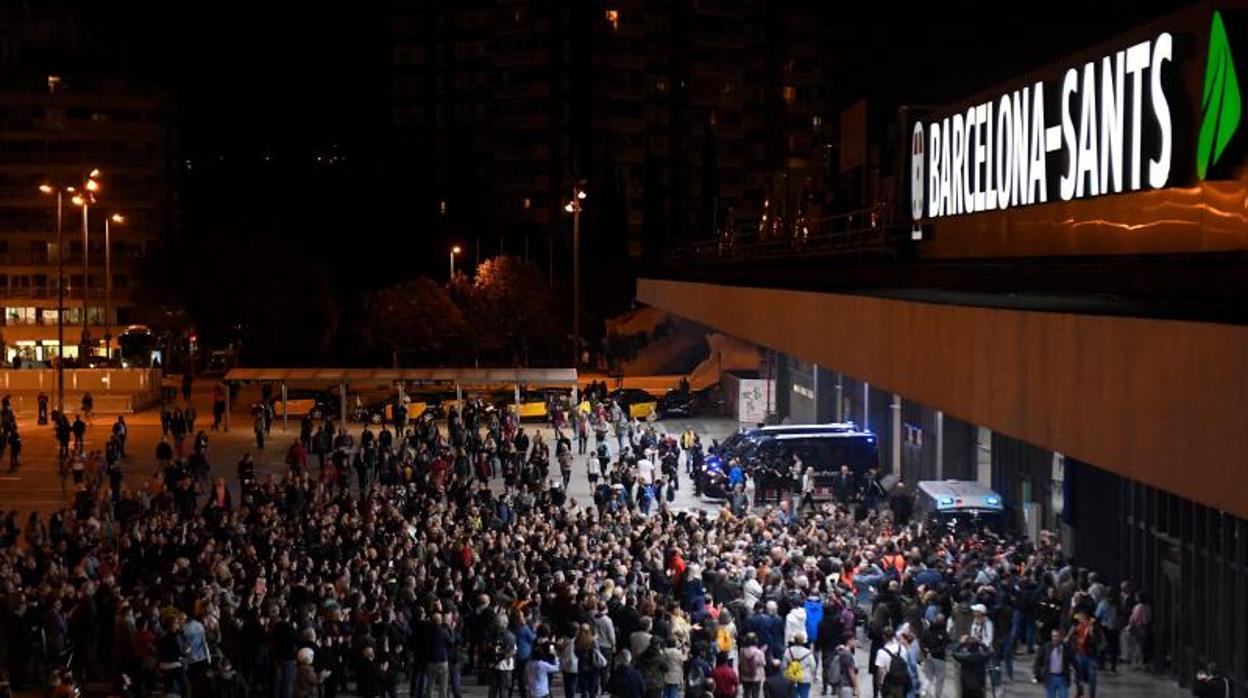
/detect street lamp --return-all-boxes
[38,183,65,412]
[70,170,100,358]
[104,213,124,358]
[450,245,462,280]
[564,183,587,366]
[39,169,96,409]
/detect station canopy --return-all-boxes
[222,367,579,387]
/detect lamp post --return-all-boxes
[450,245,461,281]
[38,184,65,412]
[104,213,123,358]
[72,170,100,358]
[564,184,587,366]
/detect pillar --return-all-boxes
[934,410,945,479]
[224,382,231,432]
[862,381,870,430]
[811,364,820,422]
[282,382,289,431]
[834,374,843,422]
[890,394,902,476]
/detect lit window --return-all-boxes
[47,75,61,94]
[605,9,619,30]
[812,115,822,128]
[782,86,796,103]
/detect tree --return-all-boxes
[172,233,340,365]
[467,256,561,365]
[360,277,466,364]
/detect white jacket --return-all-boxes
[784,607,807,645]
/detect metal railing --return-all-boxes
[662,202,898,268]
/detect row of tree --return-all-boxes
[353,255,566,367]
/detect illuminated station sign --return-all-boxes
[912,10,1248,225]
[913,32,1176,222]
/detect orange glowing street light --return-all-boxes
[450,245,462,280]
[37,168,100,400]
[103,213,125,354]
[564,183,587,365]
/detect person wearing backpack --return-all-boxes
[922,614,951,698]
[637,637,667,698]
[873,627,914,698]
[782,633,816,698]
[828,638,858,698]
[737,633,767,698]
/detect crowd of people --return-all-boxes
[0,386,1202,698]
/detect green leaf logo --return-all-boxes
[1198,10,1242,180]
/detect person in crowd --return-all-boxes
[0,392,1157,698]
[782,633,816,698]
[1035,628,1074,698]
[951,634,991,698]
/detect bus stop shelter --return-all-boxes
[221,367,579,431]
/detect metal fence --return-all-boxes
[661,202,898,268]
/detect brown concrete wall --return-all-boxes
[638,278,1248,518]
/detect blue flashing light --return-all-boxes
[939,497,955,507]
[867,437,875,443]
[985,496,1001,506]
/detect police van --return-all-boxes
[700,423,870,500]
[914,480,1005,531]
[713,422,857,459]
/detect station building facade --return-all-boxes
[642,2,1248,689]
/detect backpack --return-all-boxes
[826,651,850,688]
[716,627,733,653]
[882,648,911,690]
[640,647,665,690]
[783,648,807,683]
[738,649,759,678]
[839,604,855,628]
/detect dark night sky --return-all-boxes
[82,1,1195,168]
[826,0,1195,105]
[41,0,1203,333]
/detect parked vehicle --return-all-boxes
[699,426,878,500]
[354,394,432,423]
[609,388,659,420]
[271,388,340,419]
[656,384,726,419]
[498,390,551,421]
[914,480,1005,533]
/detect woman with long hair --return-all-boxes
[575,623,603,698]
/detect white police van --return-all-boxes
[915,480,1005,531]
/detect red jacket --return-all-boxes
[710,664,738,697]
